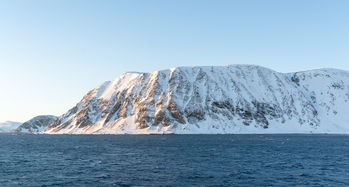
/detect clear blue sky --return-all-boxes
[0,0,348,122]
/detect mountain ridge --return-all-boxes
[16,115,57,133]
[45,65,349,134]
[0,121,22,133]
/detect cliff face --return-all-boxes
[45,65,349,134]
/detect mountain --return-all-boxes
[45,65,349,134]
[0,121,22,133]
[16,115,57,133]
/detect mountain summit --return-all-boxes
[45,65,349,134]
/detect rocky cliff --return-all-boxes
[45,65,349,134]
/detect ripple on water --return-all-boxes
[0,134,348,186]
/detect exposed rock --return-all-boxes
[16,115,57,133]
[45,65,349,134]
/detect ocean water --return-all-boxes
[0,134,348,186]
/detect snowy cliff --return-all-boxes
[45,65,349,134]
[16,115,57,133]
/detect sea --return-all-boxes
[0,134,348,186]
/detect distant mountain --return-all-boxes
[16,115,57,133]
[0,121,22,133]
[45,65,349,134]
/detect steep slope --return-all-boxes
[0,121,22,133]
[16,115,57,133]
[288,69,349,133]
[45,65,349,134]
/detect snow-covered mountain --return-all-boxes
[16,115,57,133]
[0,121,22,133]
[45,65,349,134]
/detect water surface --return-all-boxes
[0,134,348,186]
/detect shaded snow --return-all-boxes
[15,115,57,133]
[0,121,22,133]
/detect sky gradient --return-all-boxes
[1,0,349,122]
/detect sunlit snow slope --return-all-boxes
[45,65,349,134]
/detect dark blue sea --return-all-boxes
[0,134,349,186]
